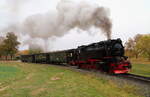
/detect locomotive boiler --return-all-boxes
[21,38,131,74]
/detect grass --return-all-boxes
[0,61,144,97]
[130,58,150,77]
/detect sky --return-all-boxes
[0,0,150,51]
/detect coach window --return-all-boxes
[78,50,81,53]
[70,53,72,57]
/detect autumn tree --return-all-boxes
[133,34,142,58]
[2,32,20,60]
[125,34,142,58]
[0,37,5,59]
[125,38,135,58]
[0,44,5,59]
[136,34,150,60]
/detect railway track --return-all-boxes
[115,73,150,84]
[64,65,150,84]
[70,66,150,84]
[68,65,150,84]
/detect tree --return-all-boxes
[136,34,150,60]
[2,32,20,60]
[0,44,4,59]
[125,38,135,58]
[0,36,4,44]
[133,34,142,58]
[125,34,142,58]
[0,37,5,59]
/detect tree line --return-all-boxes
[0,32,20,60]
[125,34,150,60]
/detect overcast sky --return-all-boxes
[0,0,149,51]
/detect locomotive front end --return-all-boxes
[110,57,132,74]
[109,39,132,74]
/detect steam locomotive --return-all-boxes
[21,38,131,74]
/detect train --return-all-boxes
[21,38,132,74]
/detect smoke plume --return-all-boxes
[1,0,112,51]
[22,0,112,39]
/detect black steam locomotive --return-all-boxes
[21,38,131,74]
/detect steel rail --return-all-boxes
[114,73,150,84]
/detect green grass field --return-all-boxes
[0,61,143,97]
[130,58,150,77]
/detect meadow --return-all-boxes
[130,58,150,77]
[0,61,143,97]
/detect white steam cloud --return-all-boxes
[1,0,112,51]
[22,1,112,39]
